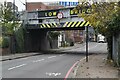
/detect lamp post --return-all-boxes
[12,0,16,54]
[25,0,27,10]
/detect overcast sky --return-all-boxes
[6,0,78,11]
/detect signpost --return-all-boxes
[57,12,64,47]
[86,26,89,62]
[57,12,63,26]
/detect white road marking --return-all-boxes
[59,54,66,56]
[33,59,45,63]
[46,72,61,76]
[48,56,56,59]
[8,64,26,70]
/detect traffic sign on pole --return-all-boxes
[57,12,63,19]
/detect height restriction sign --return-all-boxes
[57,12,63,19]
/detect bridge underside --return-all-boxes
[24,29,50,52]
[24,21,89,52]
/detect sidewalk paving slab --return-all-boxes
[69,53,119,79]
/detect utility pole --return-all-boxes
[25,0,27,10]
[12,0,16,54]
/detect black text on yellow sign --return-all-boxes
[45,11,58,17]
[38,10,59,17]
[70,9,79,15]
[70,8,92,15]
[38,8,92,18]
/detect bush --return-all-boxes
[61,41,70,47]
[70,42,74,46]
[15,26,25,53]
[0,37,9,48]
[0,37,2,47]
[48,31,60,39]
[61,41,66,47]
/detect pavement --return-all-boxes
[0,43,85,61]
[1,42,119,79]
[69,53,119,79]
[0,52,43,61]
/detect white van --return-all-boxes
[97,34,105,43]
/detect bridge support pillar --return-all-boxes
[24,29,50,52]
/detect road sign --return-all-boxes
[57,12,63,19]
[38,10,59,17]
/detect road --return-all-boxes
[2,42,107,79]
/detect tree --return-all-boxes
[76,2,120,60]
[106,4,120,63]
[1,1,19,53]
[47,31,60,48]
[1,1,19,36]
[77,2,117,35]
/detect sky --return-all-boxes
[6,0,79,11]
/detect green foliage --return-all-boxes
[48,31,60,39]
[0,36,9,48]
[0,1,20,54]
[77,2,120,61]
[0,37,2,47]
[77,2,119,36]
[107,8,120,35]
[15,26,25,53]
[1,2,14,22]
[61,41,70,47]
[1,1,19,36]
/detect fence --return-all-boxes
[113,33,120,66]
[117,34,120,66]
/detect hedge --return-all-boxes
[0,36,9,48]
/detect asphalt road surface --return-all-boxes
[2,42,107,78]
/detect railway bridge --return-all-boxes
[24,7,90,52]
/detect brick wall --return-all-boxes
[26,2,63,11]
[65,30,84,43]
